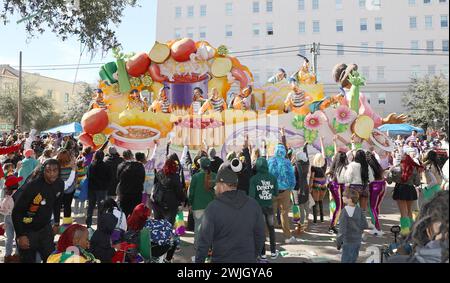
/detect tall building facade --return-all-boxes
[156,0,449,117]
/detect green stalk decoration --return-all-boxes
[112,47,135,93]
[347,71,366,113]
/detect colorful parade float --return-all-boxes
[79,38,406,170]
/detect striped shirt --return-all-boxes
[285,91,305,109]
[210,98,225,112]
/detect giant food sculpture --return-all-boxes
[79,39,406,165]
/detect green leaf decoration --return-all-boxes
[348,71,366,88]
[292,115,306,130]
[325,145,335,158]
[304,129,318,144]
[217,45,229,56]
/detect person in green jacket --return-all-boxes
[188,157,216,253]
[249,157,279,260]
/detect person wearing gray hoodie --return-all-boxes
[195,162,265,263]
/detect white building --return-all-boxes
[156,0,449,117]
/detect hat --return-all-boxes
[208,148,217,159]
[199,157,211,170]
[24,149,35,158]
[108,146,118,155]
[5,176,23,188]
[230,158,243,173]
[216,162,239,185]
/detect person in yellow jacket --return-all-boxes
[149,86,173,114]
[199,88,227,114]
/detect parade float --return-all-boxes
[79,38,405,171]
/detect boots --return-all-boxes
[400,217,411,237]
[312,203,318,223]
[319,201,324,223]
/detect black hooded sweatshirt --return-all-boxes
[104,154,124,196]
[195,190,265,263]
[237,147,253,195]
[89,213,117,263]
[116,161,145,196]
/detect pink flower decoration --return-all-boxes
[336,105,357,125]
[304,112,322,130]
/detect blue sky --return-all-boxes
[0,0,157,84]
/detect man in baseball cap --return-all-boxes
[195,162,265,263]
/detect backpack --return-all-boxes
[152,171,177,210]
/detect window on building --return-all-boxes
[361,42,369,55]
[377,66,385,80]
[360,18,368,31]
[441,15,448,28]
[299,44,307,56]
[440,0,448,3]
[47,90,53,99]
[411,40,419,53]
[337,44,344,55]
[362,66,370,80]
[312,0,319,10]
[409,0,416,5]
[175,7,182,18]
[64,93,70,103]
[266,23,274,35]
[225,25,233,37]
[187,6,194,18]
[174,28,182,38]
[187,27,194,39]
[253,23,261,36]
[411,65,421,77]
[313,21,320,33]
[443,40,449,51]
[266,0,273,12]
[428,65,436,75]
[427,40,434,52]
[199,27,207,39]
[376,41,384,55]
[359,0,366,8]
[410,16,417,29]
[298,0,305,10]
[200,5,207,17]
[424,0,431,4]
[299,21,306,33]
[375,17,382,30]
[425,15,433,29]
[378,93,386,104]
[253,1,260,13]
[336,20,344,32]
[225,2,233,16]
[336,0,343,9]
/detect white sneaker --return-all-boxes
[191,256,196,263]
[270,251,279,260]
[367,220,375,230]
[260,254,267,260]
[285,236,297,244]
[368,228,384,236]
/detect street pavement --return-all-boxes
[0,184,417,263]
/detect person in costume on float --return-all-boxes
[199,88,227,114]
[289,55,316,85]
[127,89,148,112]
[331,63,407,127]
[283,82,311,115]
[190,87,206,115]
[231,86,256,111]
[366,151,387,236]
[344,149,374,214]
[149,86,173,114]
[309,137,328,224]
[326,136,349,234]
[89,89,109,111]
[387,154,422,237]
[267,68,287,84]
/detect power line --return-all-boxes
[321,43,449,52]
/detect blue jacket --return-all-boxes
[268,144,296,191]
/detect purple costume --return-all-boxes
[329,181,345,228]
[368,180,386,231]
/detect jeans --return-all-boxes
[18,224,55,263]
[272,190,292,238]
[86,190,108,227]
[4,215,15,256]
[193,209,205,251]
[341,243,361,263]
[299,202,309,225]
[261,206,276,255]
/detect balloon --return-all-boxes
[81,109,109,135]
[126,52,151,77]
[171,38,197,62]
[78,132,95,148]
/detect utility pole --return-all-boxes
[18,51,23,130]
[310,42,320,83]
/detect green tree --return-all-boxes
[403,75,449,134]
[62,84,94,123]
[0,0,138,54]
[0,82,55,131]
